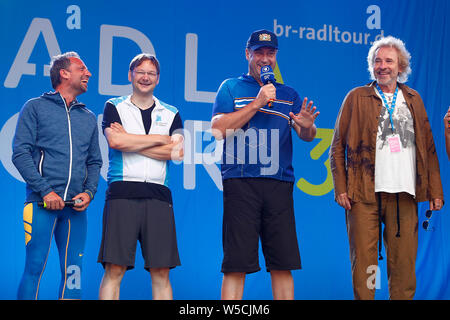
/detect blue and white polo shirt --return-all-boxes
[212,74,301,182]
[102,95,182,204]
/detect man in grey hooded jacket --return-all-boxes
[12,52,102,299]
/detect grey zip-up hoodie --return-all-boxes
[12,91,102,203]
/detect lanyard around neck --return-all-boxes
[376,83,398,133]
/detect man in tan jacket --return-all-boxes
[330,36,443,300]
[445,106,450,160]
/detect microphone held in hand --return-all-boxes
[260,65,276,107]
[38,199,82,208]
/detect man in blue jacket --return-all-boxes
[12,51,102,300]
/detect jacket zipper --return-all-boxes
[61,96,73,202]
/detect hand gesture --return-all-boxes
[289,97,320,129]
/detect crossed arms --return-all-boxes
[104,122,184,161]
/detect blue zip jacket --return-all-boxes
[12,91,102,203]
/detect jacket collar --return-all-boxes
[42,91,85,109]
[126,95,162,111]
[363,81,416,98]
[153,96,165,111]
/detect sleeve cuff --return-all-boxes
[40,187,54,199]
[84,189,94,200]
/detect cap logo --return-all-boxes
[259,33,271,41]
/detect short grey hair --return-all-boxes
[49,51,80,89]
[367,36,412,83]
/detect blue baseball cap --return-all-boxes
[246,29,278,50]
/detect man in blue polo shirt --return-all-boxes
[211,29,320,300]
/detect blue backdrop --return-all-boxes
[0,0,449,300]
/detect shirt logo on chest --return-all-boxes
[155,114,168,126]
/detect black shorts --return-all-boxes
[221,178,302,274]
[97,198,181,270]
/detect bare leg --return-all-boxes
[270,270,294,300]
[150,268,173,300]
[221,272,246,300]
[98,263,127,300]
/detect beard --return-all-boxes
[71,80,88,95]
[376,73,397,88]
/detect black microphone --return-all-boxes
[260,65,276,107]
[37,199,82,208]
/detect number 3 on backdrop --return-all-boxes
[296,128,334,196]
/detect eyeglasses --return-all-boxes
[422,210,434,231]
[134,70,158,77]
